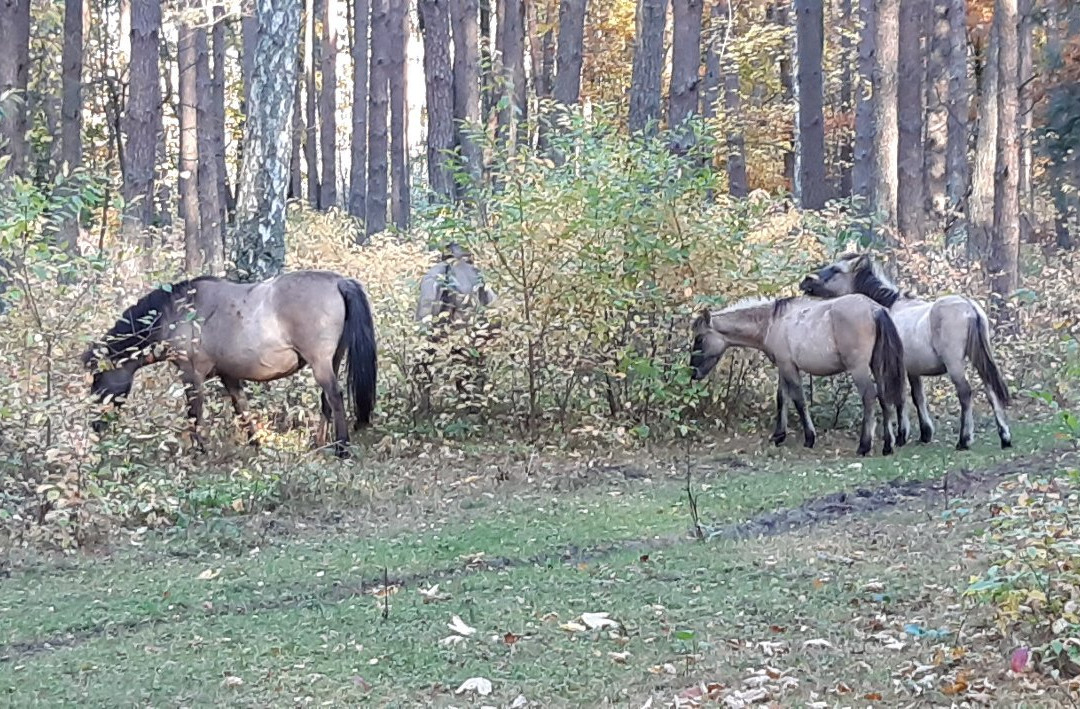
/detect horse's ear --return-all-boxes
[854,253,872,270]
[692,307,711,329]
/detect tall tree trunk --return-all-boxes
[628,0,668,135]
[944,0,968,243]
[870,0,899,239]
[852,0,875,207]
[969,35,997,260]
[896,0,925,243]
[420,0,455,202]
[388,0,409,228]
[232,0,302,281]
[179,17,202,272]
[349,0,369,222]
[701,1,722,119]
[773,2,795,191]
[539,0,557,99]
[1017,0,1032,245]
[990,0,1020,299]
[480,0,494,119]
[122,0,163,241]
[304,0,320,206]
[553,0,587,106]
[320,0,339,208]
[57,0,84,255]
[923,0,948,222]
[838,0,853,197]
[290,61,303,198]
[211,6,232,216]
[669,0,704,143]
[705,1,746,197]
[365,0,389,236]
[196,25,224,273]
[795,0,826,209]
[451,0,482,191]
[0,0,30,180]
[240,11,258,196]
[496,0,527,148]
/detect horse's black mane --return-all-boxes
[772,296,796,316]
[851,263,902,308]
[85,276,217,364]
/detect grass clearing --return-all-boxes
[1,417,1076,706]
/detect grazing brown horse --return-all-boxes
[800,252,1011,450]
[690,294,907,456]
[82,270,377,458]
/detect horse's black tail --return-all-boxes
[337,279,378,429]
[967,306,1010,406]
[871,309,906,412]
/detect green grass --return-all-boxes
[0,418,1073,706]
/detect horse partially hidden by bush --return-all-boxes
[800,252,1011,450]
[82,270,377,458]
[690,294,907,456]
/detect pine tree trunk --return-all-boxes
[211,6,232,216]
[701,1,722,119]
[290,61,303,198]
[0,0,30,180]
[121,0,162,239]
[669,0,704,139]
[179,17,203,272]
[944,0,968,243]
[57,0,84,255]
[553,0,587,106]
[480,0,494,118]
[451,0,482,191]
[871,0,899,239]
[838,0,853,197]
[773,2,795,190]
[795,0,826,209]
[349,0,369,222]
[852,0,875,206]
[388,0,409,228]
[420,0,455,201]
[240,11,258,196]
[304,0,320,206]
[628,0,668,135]
[365,0,390,236]
[196,25,224,273]
[969,34,997,260]
[923,0,948,222]
[990,0,1020,298]
[232,0,302,281]
[706,1,746,197]
[320,0,339,208]
[496,0,527,148]
[1017,0,1032,245]
[896,0,925,243]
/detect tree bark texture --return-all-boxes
[944,0,968,238]
[990,0,1020,298]
[304,0,320,206]
[669,0,704,132]
[420,0,455,202]
[496,0,527,148]
[896,0,925,243]
[0,0,30,180]
[852,0,875,207]
[57,0,84,255]
[122,0,163,240]
[211,5,232,215]
[349,0,369,222]
[290,58,303,198]
[924,0,949,220]
[196,25,224,273]
[838,0,853,197]
[553,0,587,106]
[1017,0,1032,243]
[451,0,482,191]
[773,3,795,190]
[870,0,899,238]
[365,0,389,236]
[179,17,202,272]
[628,0,668,135]
[320,0,339,208]
[232,0,301,281]
[795,0,826,209]
[969,34,997,260]
[388,0,409,229]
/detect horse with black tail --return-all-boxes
[690,294,907,456]
[800,252,1011,450]
[82,270,377,458]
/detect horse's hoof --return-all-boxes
[883,443,894,456]
[771,432,787,446]
[856,443,871,457]
[919,428,934,444]
[1001,439,1013,450]
[803,435,816,449]
[955,440,971,451]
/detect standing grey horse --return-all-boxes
[690,294,907,456]
[83,270,377,458]
[800,252,1011,450]
[416,243,497,323]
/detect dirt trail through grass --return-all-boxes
[1,421,1076,706]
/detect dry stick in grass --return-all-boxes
[382,566,390,620]
[684,440,703,541]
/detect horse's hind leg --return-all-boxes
[221,375,257,446]
[179,370,207,454]
[909,374,935,443]
[770,376,789,446]
[852,372,878,456]
[779,367,815,448]
[944,358,975,450]
[984,385,1012,448]
[311,360,350,459]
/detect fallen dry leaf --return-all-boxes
[510,695,528,708]
[581,612,619,630]
[196,568,220,581]
[503,631,521,645]
[559,621,587,633]
[418,584,451,603]
[455,676,493,696]
[438,635,466,647]
[803,638,834,649]
[609,650,631,664]
[221,675,243,688]
[448,615,476,637]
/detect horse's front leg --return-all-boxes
[779,367,815,448]
[770,376,788,445]
[180,370,207,453]
[221,375,258,446]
